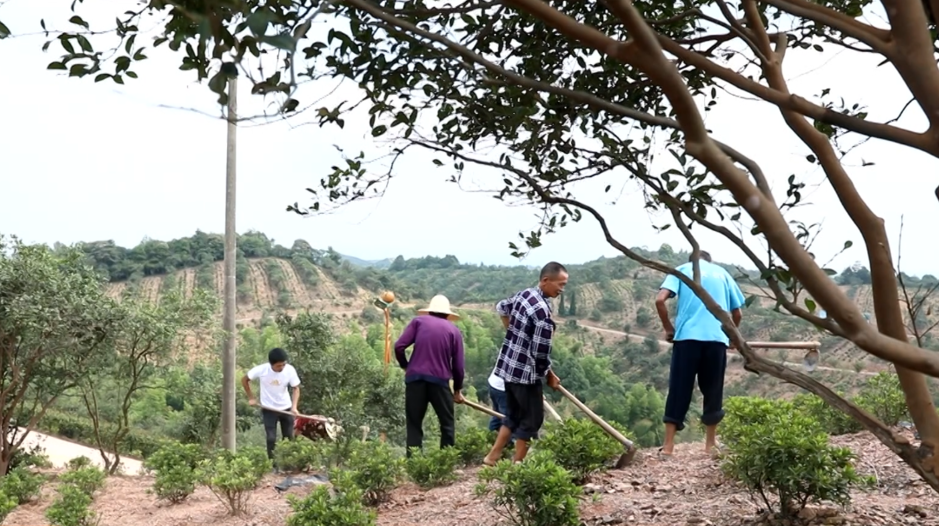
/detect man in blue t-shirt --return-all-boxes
[654,251,745,456]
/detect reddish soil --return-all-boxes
[4,430,936,526]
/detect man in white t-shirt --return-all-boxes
[241,348,302,461]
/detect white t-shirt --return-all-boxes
[487,366,505,392]
[247,363,301,410]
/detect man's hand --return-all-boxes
[248,398,258,407]
[291,406,299,416]
[546,370,561,390]
[665,331,675,343]
[454,391,465,404]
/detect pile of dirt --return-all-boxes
[4,430,937,526]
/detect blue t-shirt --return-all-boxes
[660,261,746,345]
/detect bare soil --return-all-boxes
[5,430,936,526]
[248,259,275,310]
[276,259,312,305]
[182,268,196,300]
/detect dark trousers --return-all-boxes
[663,339,728,431]
[503,382,544,441]
[262,409,295,460]
[405,380,455,455]
[488,386,516,446]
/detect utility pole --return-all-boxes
[221,76,238,452]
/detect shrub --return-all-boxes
[144,442,206,504]
[274,439,319,473]
[39,411,165,458]
[855,372,910,426]
[720,396,868,517]
[0,466,45,504]
[59,466,106,497]
[454,426,493,466]
[344,440,405,505]
[45,484,98,526]
[8,444,52,472]
[475,450,581,526]
[196,447,271,515]
[0,491,15,523]
[536,418,622,484]
[792,393,862,436]
[286,470,377,526]
[66,457,92,470]
[405,446,460,489]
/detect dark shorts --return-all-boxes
[663,339,728,431]
[502,381,544,441]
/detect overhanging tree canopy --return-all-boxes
[5,0,939,488]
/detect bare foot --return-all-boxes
[657,446,673,457]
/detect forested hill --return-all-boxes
[75,230,939,359]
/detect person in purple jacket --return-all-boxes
[394,294,466,455]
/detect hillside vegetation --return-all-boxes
[84,231,939,375]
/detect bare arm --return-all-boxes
[731,308,742,327]
[241,375,255,403]
[292,386,300,412]
[655,288,675,336]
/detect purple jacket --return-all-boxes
[394,315,465,391]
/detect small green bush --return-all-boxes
[196,447,271,515]
[45,484,98,526]
[59,466,106,497]
[286,470,377,526]
[405,447,460,489]
[0,490,15,523]
[144,442,207,504]
[855,372,910,426]
[344,440,404,505]
[454,426,493,466]
[8,444,52,472]
[720,396,869,517]
[792,393,862,436]
[66,457,92,471]
[536,418,622,484]
[475,450,581,526]
[274,439,320,473]
[39,411,164,458]
[0,466,45,504]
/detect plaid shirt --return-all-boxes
[494,287,555,385]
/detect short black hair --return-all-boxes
[429,312,449,319]
[268,347,288,364]
[540,261,567,280]
[689,251,712,263]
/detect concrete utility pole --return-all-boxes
[221,76,238,452]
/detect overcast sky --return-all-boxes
[2,1,936,276]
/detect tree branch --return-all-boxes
[880,0,939,132]
[760,0,890,52]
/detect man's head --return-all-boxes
[268,347,288,372]
[689,251,712,263]
[538,262,568,298]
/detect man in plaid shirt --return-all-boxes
[483,262,568,465]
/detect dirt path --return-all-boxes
[276,259,312,306]
[248,260,275,309]
[181,268,196,300]
[15,429,142,475]
[140,276,162,304]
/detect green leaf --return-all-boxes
[68,15,89,30]
[246,10,273,36]
[843,240,853,249]
[76,35,93,53]
[60,37,75,54]
[126,71,138,79]
[804,298,816,313]
[0,20,10,39]
[47,61,67,70]
[744,295,757,308]
[261,33,296,52]
[94,73,110,82]
[124,34,137,54]
[371,125,388,137]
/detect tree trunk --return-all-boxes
[865,223,939,472]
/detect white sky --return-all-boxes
[1,1,936,276]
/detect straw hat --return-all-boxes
[418,294,460,320]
